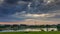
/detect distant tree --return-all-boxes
[0,25,6,30]
[46,25,50,31]
[50,25,57,28]
[57,24,60,31]
[11,24,19,30]
[19,24,28,29]
[5,25,10,27]
[40,25,45,28]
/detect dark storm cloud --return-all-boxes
[0,16,25,22]
[0,0,60,22]
[0,0,28,17]
[1,0,60,16]
[4,0,19,4]
[0,0,60,15]
[21,0,32,2]
[29,0,60,14]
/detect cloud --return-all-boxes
[21,0,32,2]
[12,12,56,18]
[24,14,56,17]
[0,0,28,17]
[4,0,19,4]
[0,0,59,22]
[0,0,4,4]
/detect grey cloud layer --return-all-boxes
[0,0,59,22]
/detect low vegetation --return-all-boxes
[0,31,60,34]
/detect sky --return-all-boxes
[0,0,60,24]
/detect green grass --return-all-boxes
[0,31,60,34]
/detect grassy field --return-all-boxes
[0,31,60,34]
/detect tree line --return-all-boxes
[0,24,60,31]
